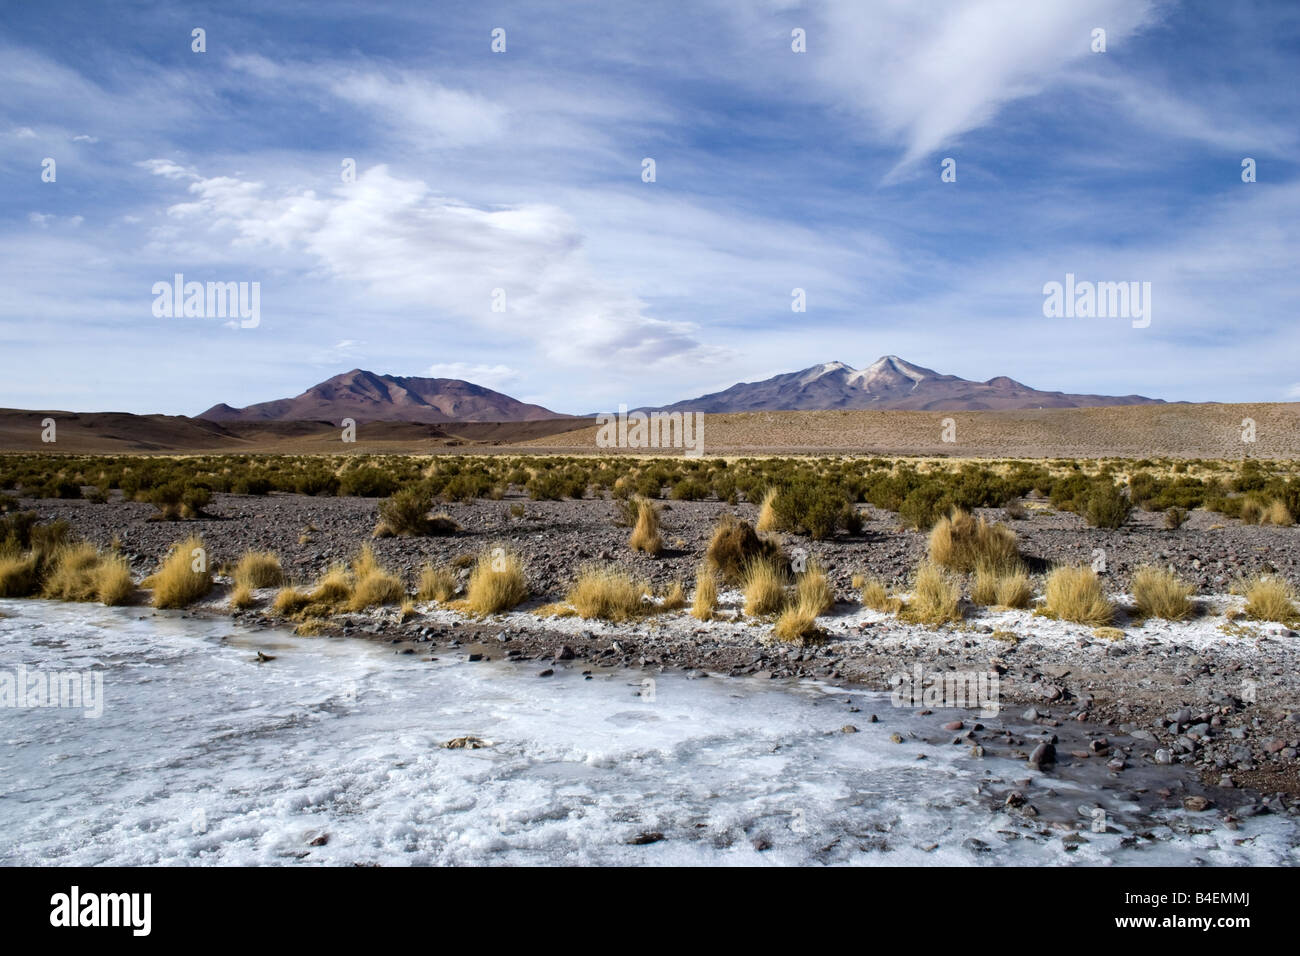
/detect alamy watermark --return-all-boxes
[596,405,704,458]
[152,274,260,328]
[890,664,999,718]
[1042,273,1151,328]
[1,666,103,718]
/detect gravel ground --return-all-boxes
[11,489,1300,806]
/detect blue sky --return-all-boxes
[2,0,1298,415]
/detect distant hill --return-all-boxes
[649,355,1166,412]
[199,369,570,424]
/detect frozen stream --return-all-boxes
[1,600,1296,865]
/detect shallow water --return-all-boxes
[0,600,1295,865]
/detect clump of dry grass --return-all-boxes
[1264,499,1295,527]
[1041,565,1114,626]
[773,593,824,644]
[1240,575,1299,623]
[41,542,135,605]
[929,509,1019,573]
[755,488,780,532]
[900,560,963,625]
[149,535,212,609]
[311,564,353,605]
[705,514,782,585]
[691,565,718,620]
[854,573,902,613]
[741,558,788,616]
[971,562,1034,609]
[272,587,313,616]
[92,554,134,606]
[660,579,687,611]
[795,558,833,614]
[567,566,649,621]
[417,563,459,603]
[229,581,255,610]
[463,548,529,614]
[232,550,284,590]
[347,545,404,611]
[1131,565,1195,621]
[628,499,663,555]
[0,554,40,598]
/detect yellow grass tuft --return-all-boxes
[230,581,255,610]
[971,562,1034,609]
[900,560,963,625]
[1241,575,1299,624]
[858,575,902,613]
[691,565,718,620]
[628,499,663,555]
[346,545,405,611]
[773,593,824,644]
[232,551,284,590]
[1131,565,1195,621]
[272,587,313,616]
[417,563,459,603]
[741,558,787,617]
[660,579,687,611]
[755,488,780,532]
[1041,565,1114,626]
[928,509,1019,573]
[92,553,135,606]
[566,565,650,621]
[795,558,834,614]
[463,548,529,615]
[1264,499,1295,527]
[0,554,40,598]
[149,535,213,609]
[41,542,105,602]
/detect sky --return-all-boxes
[2,0,1298,415]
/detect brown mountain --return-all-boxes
[199,369,569,424]
[649,355,1166,413]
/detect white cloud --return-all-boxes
[11,126,36,139]
[144,162,721,368]
[136,158,199,180]
[71,133,98,144]
[426,362,520,389]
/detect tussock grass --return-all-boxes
[795,558,833,614]
[705,514,782,585]
[660,579,687,611]
[855,574,902,613]
[1041,565,1114,626]
[0,554,40,598]
[741,558,787,617]
[346,545,404,611]
[1131,565,1194,621]
[272,587,313,616]
[773,593,824,644]
[928,509,1019,573]
[628,499,663,555]
[971,562,1034,609]
[755,488,780,532]
[1240,575,1299,624]
[463,548,529,615]
[691,566,718,620]
[567,566,650,621]
[1264,499,1295,527]
[232,551,284,590]
[149,535,212,609]
[899,560,963,625]
[41,542,135,605]
[312,564,353,605]
[417,564,459,603]
[229,581,255,610]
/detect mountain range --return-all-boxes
[198,357,1164,424]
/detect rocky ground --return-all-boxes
[11,488,1300,809]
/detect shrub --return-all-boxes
[464,548,529,614]
[1084,482,1131,529]
[1131,566,1194,621]
[376,487,461,537]
[567,566,649,621]
[417,564,459,603]
[628,499,663,555]
[1241,575,1299,624]
[928,509,1019,573]
[705,514,781,585]
[769,481,856,539]
[149,536,213,608]
[232,551,284,590]
[1042,565,1113,626]
[339,467,399,498]
[690,566,717,620]
[1164,506,1189,530]
[900,560,963,625]
[741,558,787,616]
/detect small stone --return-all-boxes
[627,831,664,845]
[538,668,554,677]
[1153,749,1173,765]
[942,720,964,731]
[841,724,859,734]
[1183,795,1212,812]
